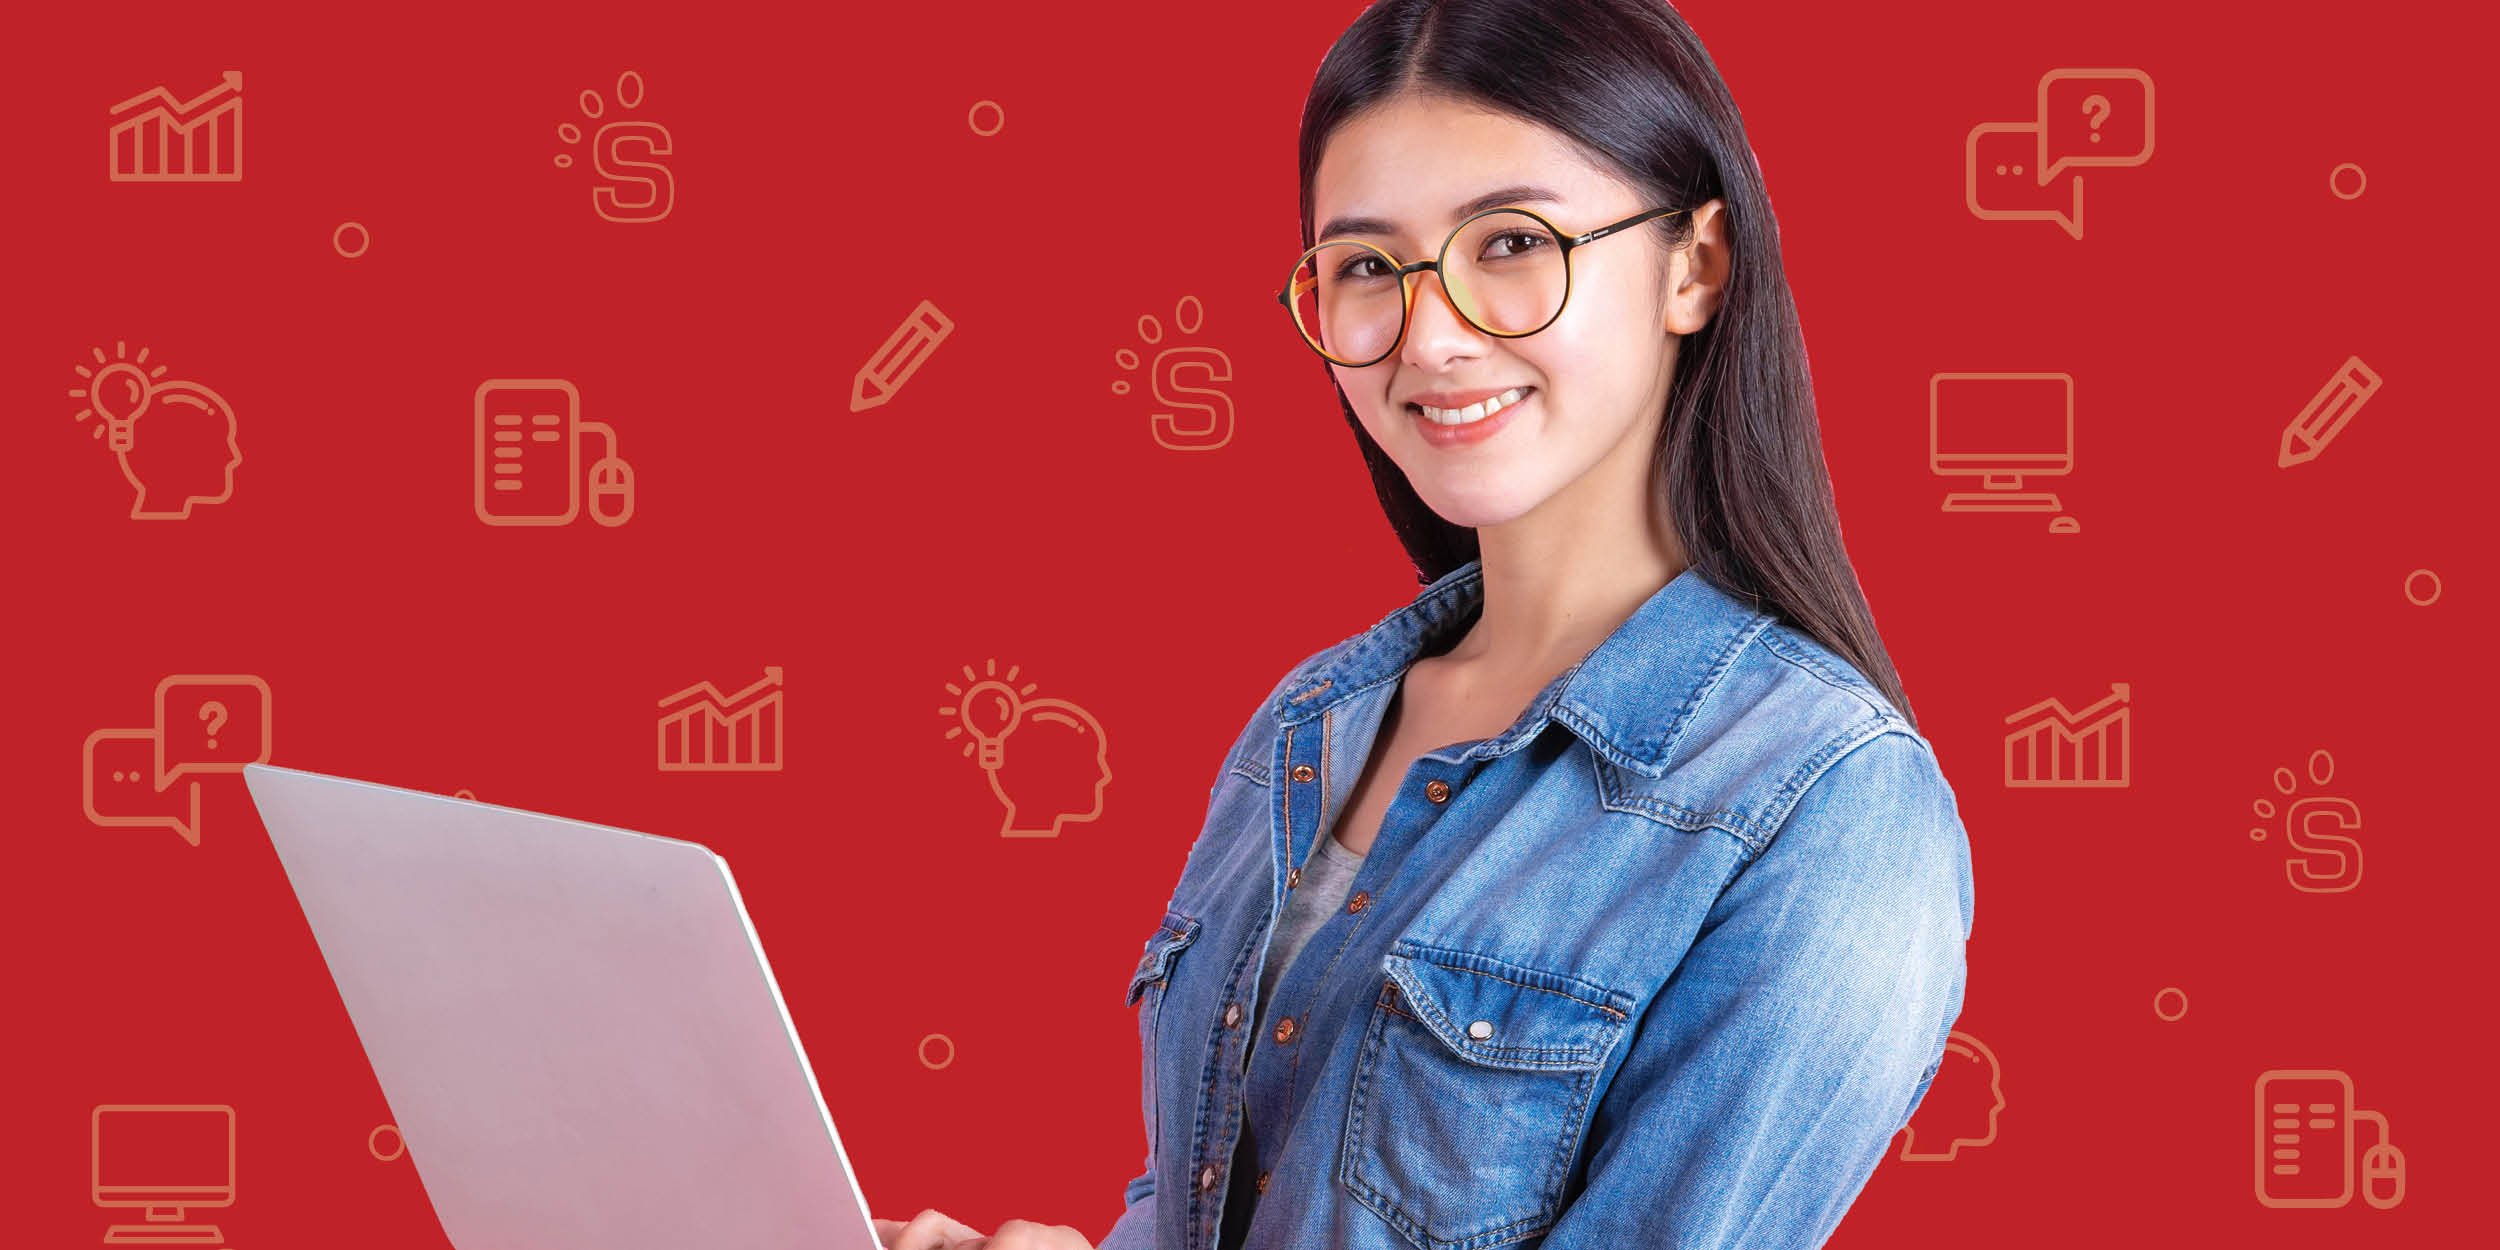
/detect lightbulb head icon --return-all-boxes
[70,342,240,519]
[940,663,1113,839]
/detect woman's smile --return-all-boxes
[1410,385,1534,448]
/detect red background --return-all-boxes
[4,0,2485,1244]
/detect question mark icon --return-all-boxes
[199,700,229,751]
[2081,93,2111,143]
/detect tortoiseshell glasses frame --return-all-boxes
[1276,203,1691,367]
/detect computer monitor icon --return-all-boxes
[92,1104,233,1245]
[1929,372,2079,533]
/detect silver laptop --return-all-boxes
[242,763,881,1250]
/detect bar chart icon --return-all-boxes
[109,71,244,182]
[656,666,785,771]
[2003,680,2131,787]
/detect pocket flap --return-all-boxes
[1382,949,1631,1071]
[1124,909,1203,1006]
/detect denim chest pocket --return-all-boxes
[1125,909,1203,1135]
[1341,949,1633,1250]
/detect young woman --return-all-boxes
[876,1,1973,1247]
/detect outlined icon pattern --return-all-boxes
[20,8,2474,1245]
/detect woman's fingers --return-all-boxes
[868,1210,1094,1249]
[869,1208,986,1249]
[953,1219,1097,1249]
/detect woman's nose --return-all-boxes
[1400,267,1480,357]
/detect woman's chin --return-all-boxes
[1411,484,1537,530]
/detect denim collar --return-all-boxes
[1269,557,1775,779]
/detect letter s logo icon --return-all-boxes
[2283,796,2362,893]
[1150,346,1235,450]
[592,121,675,223]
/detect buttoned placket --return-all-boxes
[1198,684,1482,1250]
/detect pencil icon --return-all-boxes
[2277,355,2381,467]
[851,299,955,412]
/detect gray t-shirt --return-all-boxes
[1221,833,1369,1248]
[1255,832,1367,1024]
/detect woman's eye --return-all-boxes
[1485,231,1549,260]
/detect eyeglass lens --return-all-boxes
[1289,210,1567,365]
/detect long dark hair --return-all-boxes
[1297,0,1918,731]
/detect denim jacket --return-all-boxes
[1100,557,1974,1250]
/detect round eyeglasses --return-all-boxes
[1278,204,1690,367]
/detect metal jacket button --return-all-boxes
[1199,1164,1218,1192]
[1425,778,1451,802]
[1347,890,1370,913]
[1224,1002,1241,1028]
[1272,1015,1298,1043]
[1468,1019,1495,1040]
[1256,1170,1270,1194]
[1287,866,1303,889]
[1290,764,1317,782]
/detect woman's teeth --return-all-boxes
[1416,387,1529,425]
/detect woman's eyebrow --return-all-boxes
[1319,183,1568,240]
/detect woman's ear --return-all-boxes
[1664,197,1731,334]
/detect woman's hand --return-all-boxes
[872,1210,982,1249]
[871,1209,1095,1250]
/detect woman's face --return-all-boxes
[1311,92,1714,530]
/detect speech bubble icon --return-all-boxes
[84,727,203,845]
[155,674,272,784]
[1965,122,2084,239]
[2039,69,2153,181]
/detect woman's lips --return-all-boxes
[1409,387,1532,448]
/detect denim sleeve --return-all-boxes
[1099,922,1161,1250]
[1540,729,1975,1250]
[1096,1155,1155,1250]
